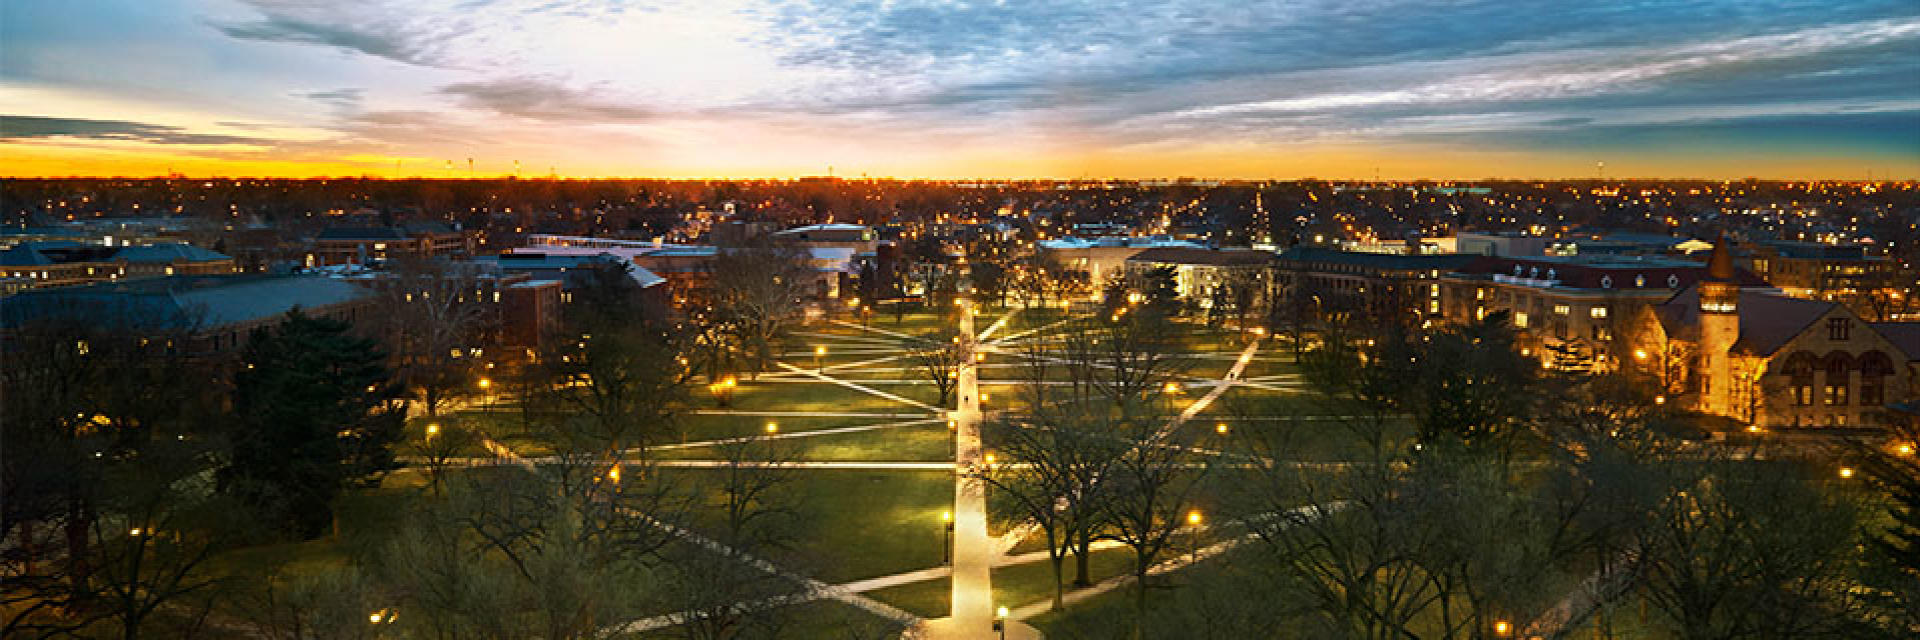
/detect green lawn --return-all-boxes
[660,468,954,584]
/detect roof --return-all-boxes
[1451,254,1767,290]
[317,227,408,241]
[1,274,372,331]
[1126,247,1272,267]
[109,243,232,264]
[0,242,230,266]
[1870,323,1920,361]
[775,224,871,234]
[1274,246,1480,271]
[1039,235,1200,251]
[1657,286,1837,356]
[1704,237,1736,282]
[483,252,664,289]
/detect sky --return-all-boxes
[3,0,1918,179]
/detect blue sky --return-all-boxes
[3,0,1918,178]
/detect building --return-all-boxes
[1741,241,1894,309]
[1039,236,1200,292]
[0,241,238,292]
[1436,253,1769,365]
[310,222,477,266]
[0,274,376,354]
[771,224,878,255]
[1122,247,1273,310]
[1457,231,1551,257]
[1274,247,1480,327]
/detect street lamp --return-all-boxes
[941,510,954,564]
[426,422,440,438]
[1493,620,1512,637]
[814,345,827,372]
[765,421,779,435]
[994,606,1008,638]
[1215,422,1228,435]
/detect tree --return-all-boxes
[2,300,220,635]
[221,310,407,539]
[659,432,812,639]
[907,328,967,406]
[377,257,493,417]
[709,244,814,376]
[981,408,1121,611]
[1098,414,1215,636]
[1632,457,1876,639]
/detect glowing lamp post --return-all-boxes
[814,345,827,372]
[941,510,955,564]
[993,606,1008,638]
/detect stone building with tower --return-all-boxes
[1630,242,1920,430]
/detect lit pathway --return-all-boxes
[774,361,940,412]
[916,300,1038,639]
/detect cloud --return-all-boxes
[438,77,652,122]
[299,88,365,110]
[0,115,269,146]
[213,14,439,66]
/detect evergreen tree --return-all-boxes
[221,310,406,539]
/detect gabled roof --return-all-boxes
[1870,323,1920,361]
[0,242,229,266]
[1657,286,1837,356]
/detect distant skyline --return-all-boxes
[3,1,1919,179]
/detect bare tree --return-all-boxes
[660,432,812,639]
[709,243,814,377]
[379,257,493,417]
[907,328,967,406]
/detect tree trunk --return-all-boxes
[1074,529,1093,586]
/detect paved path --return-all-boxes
[932,301,999,638]
[774,361,941,412]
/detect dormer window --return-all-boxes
[1828,318,1851,341]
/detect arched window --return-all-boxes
[1823,351,1854,407]
[1860,351,1895,407]
[1779,351,1818,406]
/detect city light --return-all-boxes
[765,421,779,434]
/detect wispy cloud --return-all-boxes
[438,77,651,122]
[0,115,269,146]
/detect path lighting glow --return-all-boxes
[426,423,440,436]
[815,345,827,356]
[608,465,621,483]
[765,422,779,434]
[477,378,492,390]
[984,452,997,466]
[1187,510,1202,526]
[1494,620,1512,637]
[1216,422,1229,434]
[1839,466,1855,479]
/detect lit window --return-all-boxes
[1590,307,1608,318]
[1514,312,1529,328]
[1554,304,1570,315]
[1428,300,1440,313]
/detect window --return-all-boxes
[1828,318,1851,341]
[1861,351,1894,406]
[1428,300,1440,314]
[1554,304,1571,315]
[1475,288,1485,301]
[1590,306,1608,318]
[1514,312,1529,328]
[1784,352,1818,406]
[1824,354,1850,406]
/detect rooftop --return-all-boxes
[1,274,372,331]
